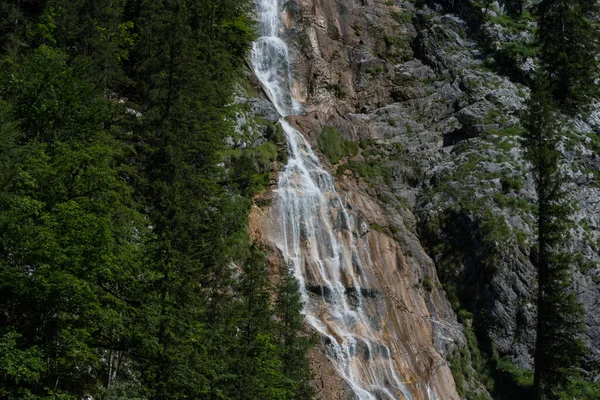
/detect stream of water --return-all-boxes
[250,1,414,398]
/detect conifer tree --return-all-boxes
[0,45,150,398]
[534,0,600,112]
[234,247,288,399]
[0,1,315,398]
[275,264,315,399]
[522,78,587,400]
[506,0,523,15]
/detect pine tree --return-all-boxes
[119,1,256,396]
[506,0,523,15]
[234,246,287,399]
[0,1,315,398]
[435,0,484,28]
[0,45,149,398]
[275,264,315,399]
[534,0,600,112]
[522,78,587,400]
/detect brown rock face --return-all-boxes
[250,0,600,393]
[284,0,417,114]
[251,171,463,399]
[248,0,466,398]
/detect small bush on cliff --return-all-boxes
[337,160,391,184]
[317,126,358,164]
[391,10,411,25]
[422,275,434,292]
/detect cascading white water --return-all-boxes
[250,1,414,399]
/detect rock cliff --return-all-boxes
[243,0,600,398]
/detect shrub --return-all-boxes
[317,126,358,164]
[337,160,390,183]
[359,139,375,149]
[500,174,524,193]
[370,223,384,233]
[423,275,434,292]
[391,10,411,24]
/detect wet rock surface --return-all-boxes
[246,0,600,397]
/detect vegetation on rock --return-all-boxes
[317,126,358,164]
[418,1,600,399]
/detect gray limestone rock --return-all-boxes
[253,0,600,393]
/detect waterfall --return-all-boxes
[250,1,414,398]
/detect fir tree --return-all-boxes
[534,0,600,112]
[522,78,587,400]
[234,246,291,400]
[0,1,314,398]
[275,264,315,399]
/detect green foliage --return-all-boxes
[317,126,358,164]
[370,223,384,233]
[480,7,535,82]
[101,381,148,400]
[234,247,297,400]
[422,275,434,292]
[2,45,110,141]
[554,377,600,400]
[383,35,413,62]
[487,41,538,83]
[487,11,534,33]
[366,65,384,76]
[494,357,534,388]
[523,78,587,400]
[450,357,466,397]
[0,45,149,397]
[337,160,390,183]
[391,10,411,25]
[500,174,524,193]
[534,0,600,112]
[486,356,535,400]
[359,139,376,149]
[0,333,46,395]
[232,141,278,194]
[275,265,316,399]
[0,1,314,399]
[326,83,347,99]
[446,319,493,400]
